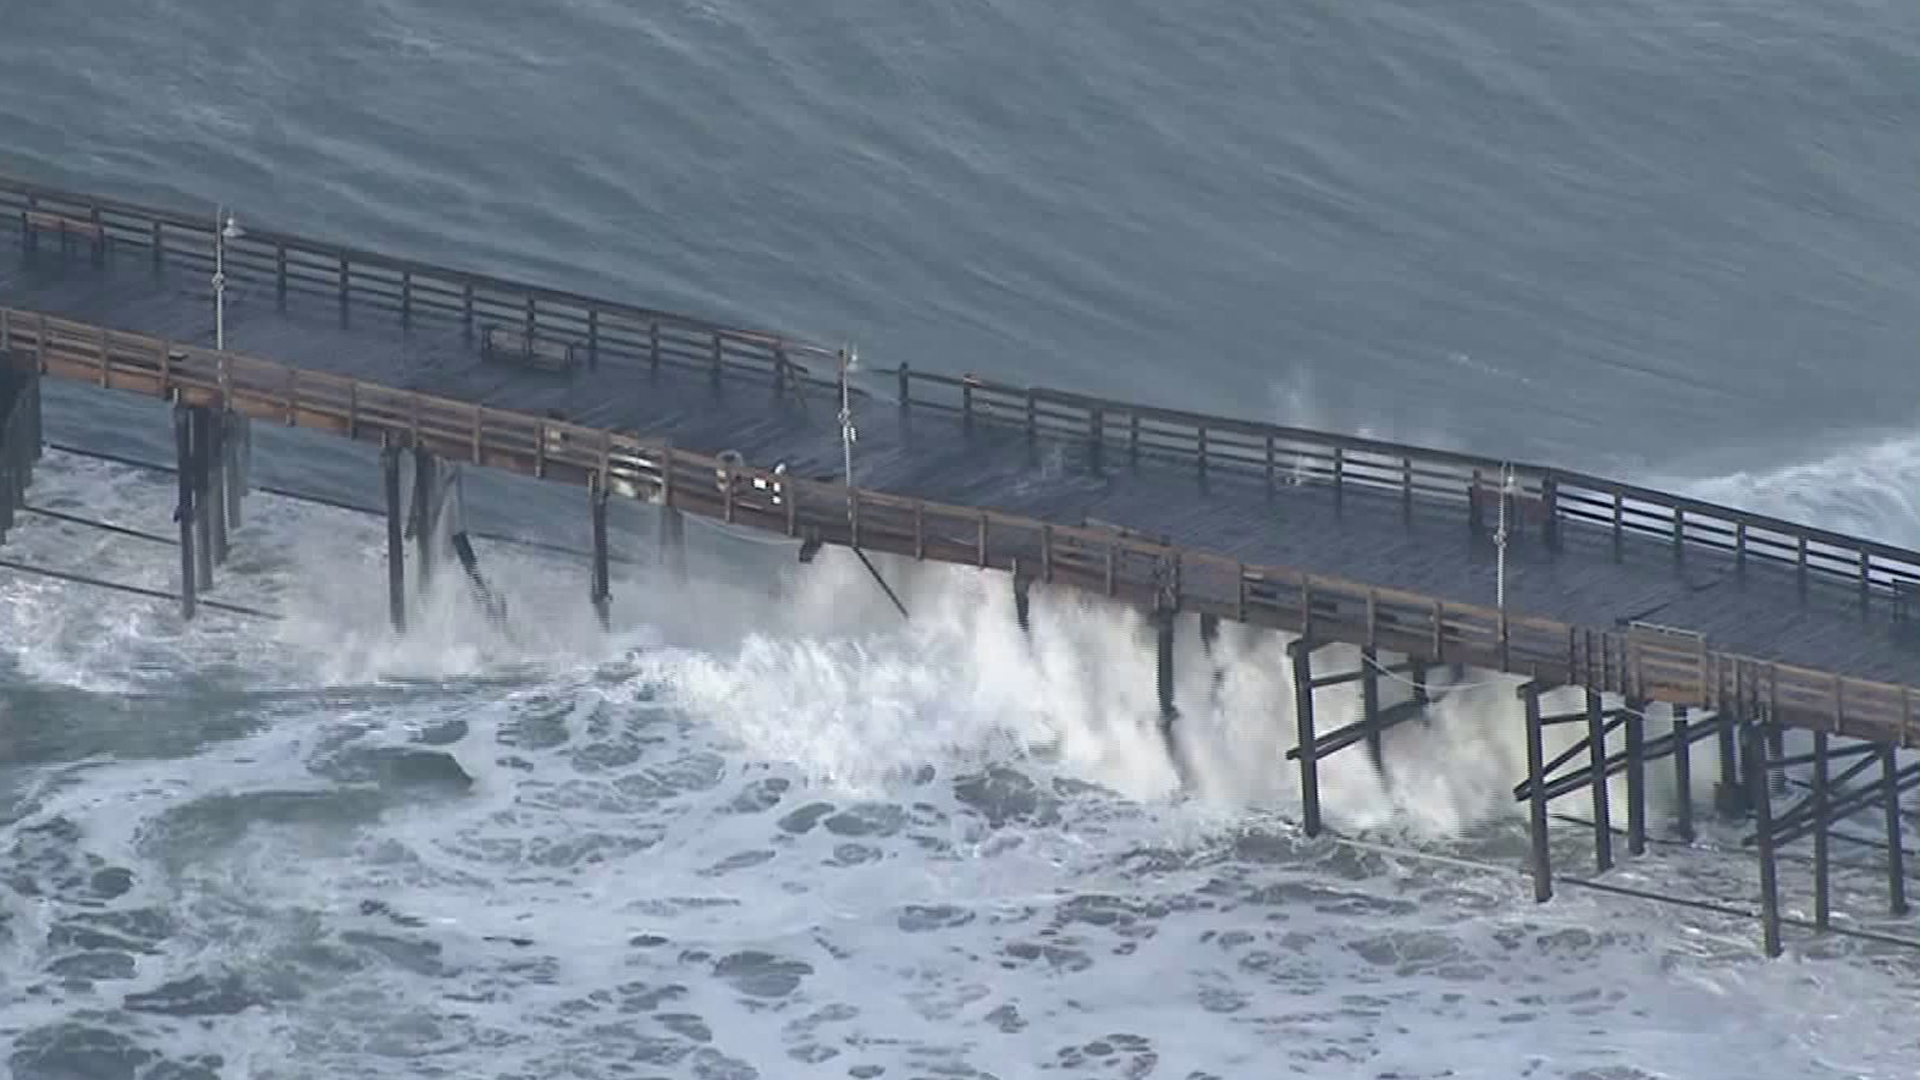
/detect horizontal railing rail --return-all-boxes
[4,306,1916,747]
[893,367,1920,613]
[0,176,845,395]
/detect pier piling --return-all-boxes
[1745,722,1783,957]
[1672,705,1695,841]
[1520,680,1552,902]
[382,446,406,633]
[590,472,611,631]
[1884,746,1910,916]
[1625,703,1647,856]
[1291,640,1321,837]
[172,404,196,620]
[1586,689,1613,871]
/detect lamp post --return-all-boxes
[214,208,244,350]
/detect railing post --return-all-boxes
[1540,471,1559,550]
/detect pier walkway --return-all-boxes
[4,174,1920,956]
[2,175,1917,733]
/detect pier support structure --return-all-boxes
[166,402,251,617]
[1283,641,1435,837]
[659,506,687,581]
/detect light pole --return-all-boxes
[214,208,244,350]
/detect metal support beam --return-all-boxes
[590,473,611,631]
[1292,640,1321,837]
[382,446,405,634]
[1745,722,1782,958]
[172,404,196,621]
[1521,680,1552,902]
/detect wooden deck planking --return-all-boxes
[4,224,1918,692]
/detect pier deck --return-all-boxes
[2,175,1918,737]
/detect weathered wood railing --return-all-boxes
[896,368,1920,614]
[10,172,1917,617]
[4,306,1916,747]
[0,177,842,394]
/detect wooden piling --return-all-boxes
[222,409,244,528]
[1586,688,1613,871]
[1625,703,1647,856]
[1812,730,1830,931]
[1672,704,1694,841]
[1715,708,1744,817]
[1292,640,1321,837]
[1361,646,1384,774]
[1155,609,1176,727]
[1012,566,1031,633]
[382,446,405,634]
[1882,746,1909,916]
[172,404,196,620]
[1521,680,1552,902]
[1745,722,1782,958]
[207,409,229,566]
[412,448,436,590]
[190,408,213,592]
[1410,658,1429,708]
[590,473,611,631]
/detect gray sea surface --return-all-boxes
[3,2,1920,1077]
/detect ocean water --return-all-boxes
[4,2,1920,1078]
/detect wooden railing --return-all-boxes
[9,172,1917,617]
[0,176,843,395]
[4,306,1916,748]
[895,367,1920,614]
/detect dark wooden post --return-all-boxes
[207,409,229,566]
[1586,688,1613,871]
[1883,746,1909,915]
[1624,703,1647,856]
[1155,608,1176,728]
[1012,565,1031,633]
[191,408,213,592]
[590,473,611,631]
[383,446,406,634]
[173,404,197,620]
[1292,639,1321,837]
[1361,645,1384,772]
[1811,730,1830,931]
[1672,705,1694,841]
[1521,680,1552,902]
[1744,721,1782,958]
[412,448,437,591]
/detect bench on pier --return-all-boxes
[481,325,578,373]
[20,209,107,258]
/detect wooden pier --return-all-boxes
[4,173,1919,957]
